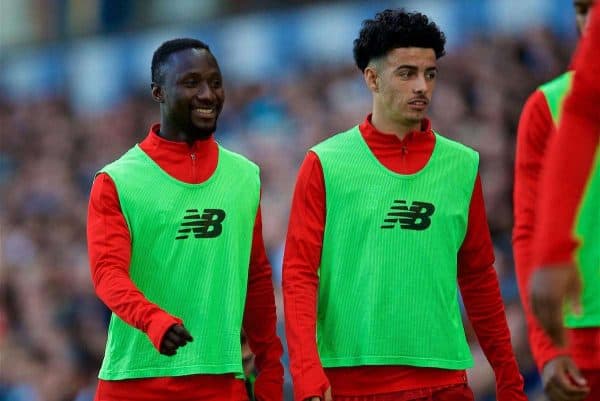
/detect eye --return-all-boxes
[397,69,412,79]
[210,79,222,89]
[426,71,437,80]
[183,79,198,88]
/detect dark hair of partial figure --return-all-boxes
[353,9,446,72]
[151,38,212,84]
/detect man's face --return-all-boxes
[369,47,437,130]
[155,48,225,138]
[574,0,595,35]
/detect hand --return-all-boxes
[241,330,256,378]
[542,356,590,401]
[308,387,332,401]
[530,264,581,346]
[159,324,193,356]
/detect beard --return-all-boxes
[187,119,217,140]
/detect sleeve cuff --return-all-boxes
[536,348,569,373]
[293,375,330,401]
[146,313,183,351]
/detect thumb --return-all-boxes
[324,387,333,401]
[566,359,588,387]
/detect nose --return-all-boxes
[195,81,216,102]
[412,73,427,94]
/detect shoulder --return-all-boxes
[538,71,572,95]
[100,146,144,174]
[434,131,478,158]
[311,126,359,154]
[432,132,480,177]
[521,88,549,116]
[517,88,555,150]
[218,145,260,174]
[519,72,572,122]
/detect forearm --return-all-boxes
[243,206,284,400]
[513,241,566,371]
[283,263,329,401]
[459,265,525,398]
[243,272,282,374]
[92,260,180,342]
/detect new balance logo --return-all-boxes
[175,209,226,240]
[381,200,435,230]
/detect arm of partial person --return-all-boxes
[532,3,600,347]
[243,202,284,401]
[282,152,331,401]
[458,175,527,401]
[87,173,184,352]
[512,91,568,371]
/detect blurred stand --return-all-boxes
[0,1,578,400]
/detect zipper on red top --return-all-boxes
[190,153,197,182]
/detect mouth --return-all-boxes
[407,98,429,111]
[192,106,217,119]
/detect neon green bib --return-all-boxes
[97,145,260,380]
[312,126,478,370]
[539,72,573,128]
[567,147,600,328]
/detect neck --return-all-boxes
[371,110,421,140]
[159,120,210,146]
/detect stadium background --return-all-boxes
[0,0,579,400]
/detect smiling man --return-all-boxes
[87,38,283,401]
[282,9,527,401]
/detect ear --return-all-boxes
[364,66,379,93]
[151,83,164,103]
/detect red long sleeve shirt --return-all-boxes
[514,86,600,371]
[87,125,283,401]
[283,116,525,401]
[532,4,600,370]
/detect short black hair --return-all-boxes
[151,38,211,84]
[353,9,446,72]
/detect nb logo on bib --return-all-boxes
[176,209,226,239]
[380,200,435,230]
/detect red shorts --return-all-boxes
[582,369,600,401]
[94,376,248,401]
[333,383,474,401]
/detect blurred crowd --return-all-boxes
[0,26,573,401]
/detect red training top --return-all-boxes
[87,125,283,401]
[283,116,526,401]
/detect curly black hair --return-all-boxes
[151,38,212,84]
[353,9,446,72]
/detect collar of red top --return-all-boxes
[146,123,215,153]
[359,115,433,145]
